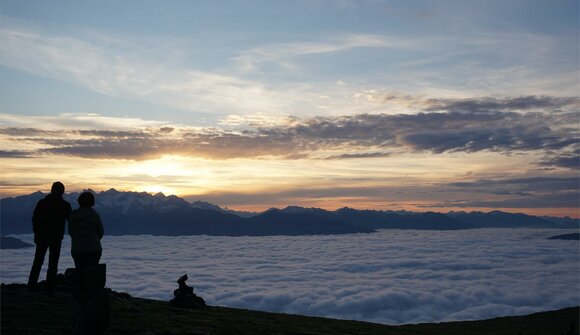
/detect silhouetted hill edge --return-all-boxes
[1,283,578,335]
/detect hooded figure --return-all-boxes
[27,181,72,294]
[68,192,104,270]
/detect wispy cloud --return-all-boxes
[0,113,167,130]
[0,21,294,116]
[427,192,580,209]
[2,17,577,121]
[0,150,35,158]
[233,34,413,72]
[321,152,391,160]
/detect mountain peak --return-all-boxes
[280,206,329,214]
[191,200,223,212]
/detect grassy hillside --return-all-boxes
[1,283,578,335]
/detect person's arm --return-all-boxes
[65,203,73,237]
[68,215,74,237]
[31,199,44,236]
[96,214,104,239]
[65,202,72,220]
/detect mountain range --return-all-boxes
[1,189,578,236]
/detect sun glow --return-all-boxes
[124,156,191,178]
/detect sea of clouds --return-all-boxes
[1,228,579,325]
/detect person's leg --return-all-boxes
[87,251,102,268]
[72,252,101,305]
[72,252,88,302]
[45,239,62,294]
[73,253,91,271]
[27,241,49,290]
[73,251,102,270]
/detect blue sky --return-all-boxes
[0,0,578,215]
[2,0,577,121]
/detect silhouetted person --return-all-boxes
[69,192,103,272]
[68,191,107,335]
[27,181,72,295]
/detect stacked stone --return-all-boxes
[170,274,206,309]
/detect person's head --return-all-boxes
[77,192,95,208]
[51,181,65,196]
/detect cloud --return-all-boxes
[0,113,166,130]
[539,149,580,170]
[321,152,391,160]
[2,126,300,160]
[190,176,580,212]
[0,21,294,115]
[428,192,580,209]
[422,95,580,114]
[447,176,580,191]
[234,34,413,72]
[194,185,417,207]
[371,92,580,114]
[1,94,577,162]
[2,229,578,325]
[0,150,35,158]
[437,176,580,209]
[266,107,577,155]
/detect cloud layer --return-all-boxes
[2,229,578,325]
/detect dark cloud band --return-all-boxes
[1,95,577,166]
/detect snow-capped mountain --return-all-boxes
[0,189,372,236]
[1,190,577,236]
[60,188,192,214]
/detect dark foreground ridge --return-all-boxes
[1,283,578,335]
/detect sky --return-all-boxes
[0,0,578,216]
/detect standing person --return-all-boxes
[27,181,72,295]
[68,192,104,272]
[68,191,107,335]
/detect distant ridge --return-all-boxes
[1,189,578,236]
[0,236,33,249]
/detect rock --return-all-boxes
[75,288,111,335]
[170,274,206,309]
[548,233,580,240]
[110,291,132,301]
[73,264,110,335]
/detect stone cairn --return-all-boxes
[170,274,206,309]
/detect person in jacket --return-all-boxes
[27,181,72,294]
[68,192,104,271]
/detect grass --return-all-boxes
[1,283,578,335]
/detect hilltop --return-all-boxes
[1,283,578,335]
